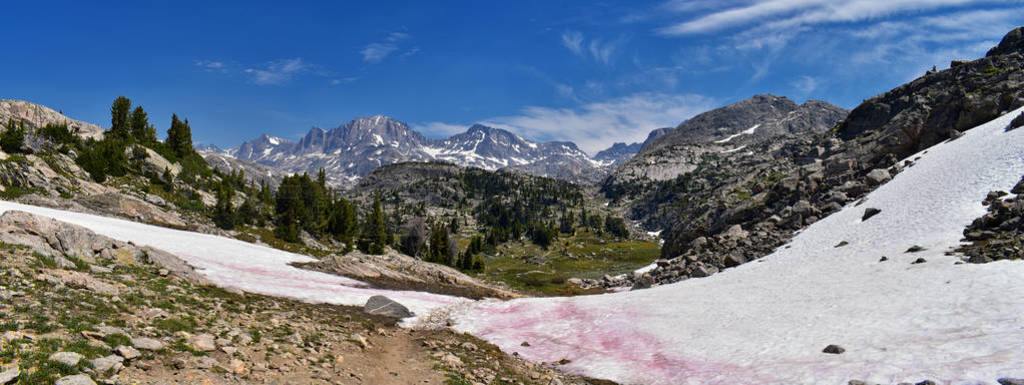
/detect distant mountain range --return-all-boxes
[210,116,644,186]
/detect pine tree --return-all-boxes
[129,106,157,144]
[213,179,236,230]
[359,193,387,254]
[166,114,195,159]
[109,96,132,140]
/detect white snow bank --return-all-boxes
[714,124,760,144]
[0,201,467,319]
[451,109,1024,384]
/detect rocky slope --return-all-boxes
[589,26,1024,289]
[0,210,603,385]
[0,100,104,140]
[220,117,614,186]
[606,94,847,184]
[199,150,289,188]
[958,173,1024,263]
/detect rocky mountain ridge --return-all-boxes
[606,94,848,184]
[590,26,1024,290]
[219,117,627,187]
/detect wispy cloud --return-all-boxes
[415,93,715,154]
[654,1,1024,85]
[792,75,819,94]
[561,30,584,55]
[362,32,415,63]
[194,60,227,72]
[561,30,627,66]
[656,0,1011,36]
[486,93,715,154]
[243,58,309,85]
[413,121,469,138]
[330,77,359,86]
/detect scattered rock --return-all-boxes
[114,345,140,360]
[915,381,936,385]
[865,168,892,186]
[49,351,84,366]
[905,245,925,253]
[188,333,217,352]
[351,334,369,349]
[89,355,124,375]
[520,341,531,347]
[862,207,881,221]
[54,374,96,385]
[834,241,849,248]
[879,256,888,262]
[130,337,164,350]
[998,378,1024,385]
[912,258,927,264]
[822,344,845,354]
[1012,176,1024,194]
[228,359,247,376]
[441,353,463,367]
[363,295,414,318]
[0,367,19,384]
[1011,112,1024,130]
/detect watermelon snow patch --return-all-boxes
[449,108,1024,385]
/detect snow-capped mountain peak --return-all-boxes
[221,119,615,187]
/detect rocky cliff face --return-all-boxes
[222,117,611,187]
[606,95,847,185]
[0,99,104,140]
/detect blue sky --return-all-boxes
[2,1,1021,154]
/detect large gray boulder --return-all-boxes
[364,295,414,318]
[54,374,96,385]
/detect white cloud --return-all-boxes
[655,1,1024,84]
[244,58,309,85]
[792,75,819,94]
[561,30,626,66]
[413,121,470,138]
[362,32,413,63]
[561,30,584,55]
[195,60,226,72]
[656,0,1007,35]
[480,93,716,154]
[361,43,399,63]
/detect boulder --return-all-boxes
[1012,176,1024,194]
[114,345,140,360]
[862,208,882,221]
[822,344,845,354]
[188,333,217,352]
[130,337,164,350]
[998,378,1024,385]
[54,374,96,385]
[89,355,124,374]
[364,295,414,318]
[49,351,84,366]
[0,366,19,384]
[865,168,892,186]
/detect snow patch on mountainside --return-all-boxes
[714,124,760,144]
[0,201,467,318]
[450,108,1024,384]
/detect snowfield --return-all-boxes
[0,201,467,318]
[451,109,1024,385]
[0,109,1021,384]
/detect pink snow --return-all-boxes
[452,108,1024,385]
[1,107,1023,384]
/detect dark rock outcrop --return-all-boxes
[364,295,414,318]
